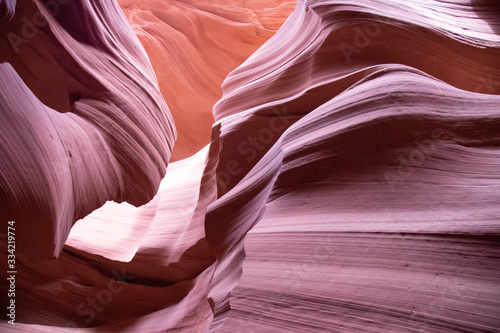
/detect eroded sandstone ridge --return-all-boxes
[1,0,499,332]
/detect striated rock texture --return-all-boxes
[0,0,291,331]
[119,0,296,160]
[1,0,500,332]
[209,0,500,331]
[0,0,175,261]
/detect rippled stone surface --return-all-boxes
[1,0,499,332]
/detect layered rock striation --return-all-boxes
[1,0,499,332]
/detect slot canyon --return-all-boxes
[1,0,499,332]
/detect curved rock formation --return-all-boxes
[119,0,296,160]
[1,0,500,332]
[0,0,175,261]
[0,0,292,331]
[208,0,500,331]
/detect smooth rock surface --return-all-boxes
[0,0,175,261]
[207,0,500,331]
[119,0,296,160]
[1,0,499,332]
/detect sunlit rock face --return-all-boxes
[0,0,292,331]
[119,0,296,160]
[1,0,500,332]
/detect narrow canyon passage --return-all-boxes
[1,0,499,332]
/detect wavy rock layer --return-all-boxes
[208,0,500,331]
[0,0,293,331]
[119,0,296,160]
[1,0,500,332]
[1,146,218,331]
